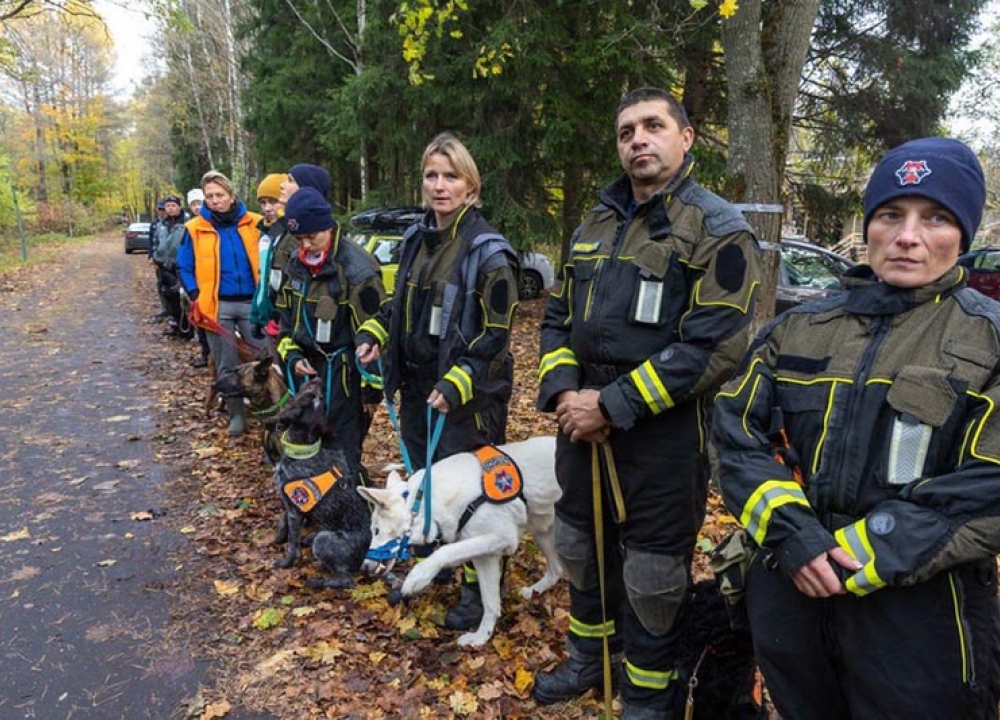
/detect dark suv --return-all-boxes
[760,237,856,314]
[957,247,1000,302]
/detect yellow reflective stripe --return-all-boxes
[835,521,886,596]
[358,317,389,345]
[949,573,970,683]
[443,366,473,404]
[629,360,673,414]
[462,565,478,583]
[277,336,300,360]
[740,480,809,546]
[538,347,579,381]
[964,391,1000,465]
[568,615,615,639]
[624,659,679,690]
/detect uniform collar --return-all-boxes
[842,265,965,316]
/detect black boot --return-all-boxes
[444,584,484,630]
[533,653,618,705]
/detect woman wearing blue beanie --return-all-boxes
[713,136,1000,719]
[274,187,386,468]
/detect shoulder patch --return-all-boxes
[474,446,523,503]
[678,184,753,238]
[955,288,1000,338]
[715,245,747,293]
[340,241,381,285]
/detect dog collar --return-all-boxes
[252,390,292,418]
[280,432,322,460]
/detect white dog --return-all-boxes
[357,436,563,646]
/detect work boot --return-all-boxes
[227,398,247,436]
[444,584,484,630]
[533,653,617,705]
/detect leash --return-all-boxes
[355,356,414,474]
[591,439,626,720]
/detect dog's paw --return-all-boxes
[457,630,491,647]
[519,587,535,601]
[401,563,437,596]
[306,574,356,590]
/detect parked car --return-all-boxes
[347,207,555,298]
[124,222,151,254]
[957,247,1000,302]
[760,237,855,314]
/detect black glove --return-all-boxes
[250,323,265,339]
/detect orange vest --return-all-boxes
[186,212,262,322]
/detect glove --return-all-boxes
[188,299,210,329]
[250,323,265,339]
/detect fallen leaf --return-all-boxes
[0,527,30,542]
[257,649,296,675]
[202,698,231,719]
[299,640,342,665]
[105,415,131,423]
[194,446,223,459]
[97,559,116,567]
[179,526,196,534]
[213,579,241,596]
[116,460,140,469]
[514,666,534,695]
[448,690,478,716]
[477,681,503,701]
[368,651,386,664]
[130,511,154,521]
[291,606,316,617]
[252,607,285,630]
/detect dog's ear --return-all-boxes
[357,486,388,509]
[386,470,407,490]
[253,355,273,380]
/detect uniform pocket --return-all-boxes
[628,243,674,327]
[884,367,957,486]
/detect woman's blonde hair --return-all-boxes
[200,169,236,200]
[421,132,482,208]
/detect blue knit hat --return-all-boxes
[284,187,334,235]
[863,137,985,253]
[289,163,331,199]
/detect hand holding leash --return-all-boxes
[356,342,381,364]
[293,358,317,377]
[427,389,451,413]
[556,389,609,442]
[187,299,211,329]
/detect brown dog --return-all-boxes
[212,354,290,463]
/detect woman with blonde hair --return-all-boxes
[178,170,263,435]
[356,132,519,631]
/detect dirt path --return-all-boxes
[0,236,210,719]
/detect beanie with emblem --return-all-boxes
[256,173,285,202]
[289,163,332,199]
[284,187,335,235]
[863,137,985,253]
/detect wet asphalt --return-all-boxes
[0,237,207,718]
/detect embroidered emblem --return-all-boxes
[283,467,342,513]
[571,240,601,255]
[473,446,523,503]
[867,512,896,536]
[895,160,932,186]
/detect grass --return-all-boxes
[0,231,106,275]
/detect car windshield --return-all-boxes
[371,239,400,265]
[782,247,846,290]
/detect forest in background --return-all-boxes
[0,0,998,253]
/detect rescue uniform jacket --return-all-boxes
[714,264,1000,595]
[356,205,518,411]
[537,160,760,430]
[177,202,262,323]
[275,227,385,375]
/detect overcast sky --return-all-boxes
[93,0,157,98]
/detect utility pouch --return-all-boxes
[316,319,332,343]
[269,268,282,292]
[709,529,757,631]
[631,271,665,325]
[428,305,443,337]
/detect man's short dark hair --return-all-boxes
[616,87,691,131]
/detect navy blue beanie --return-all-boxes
[284,187,335,235]
[289,163,331,199]
[863,137,985,253]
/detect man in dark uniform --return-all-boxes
[534,87,761,718]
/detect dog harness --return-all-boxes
[457,445,524,531]
[281,465,343,514]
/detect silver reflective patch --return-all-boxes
[316,319,332,343]
[429,306,442,337]
[887,415,931,485]
[269,268,283,292]
[634,279,663,325]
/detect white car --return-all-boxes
[517,251,556,299]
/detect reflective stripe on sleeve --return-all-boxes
[624,659,679,690]
[277,336,300,361]
[443,365,473,405]
[835,521,886,596]
[538,347,579,382]
[740,479,810,546]
[358,317,389,346]
[629,360,673,414]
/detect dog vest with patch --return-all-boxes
[458,446,524,531]
[281,466,342,514]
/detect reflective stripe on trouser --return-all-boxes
[553,400,707,708]
[747,552,1000,719]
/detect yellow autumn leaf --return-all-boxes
[179,526,196,534]
[213,579,241,596]
[427,676,449,690]
[299,640,343,665]
[449,690,478,716]
[514,667,534,695]
[0,527,30,542]
[130,511,154,521]
[193,446,223,459]
[291,606,316,617]
[257,649,297,675]
[719,0,739,18]
[396,614,417,633]
[202,699,231,719]
[490,635,514,658]
[252,607,285,630]
[369,651,386,664]
[97,559,116,567]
